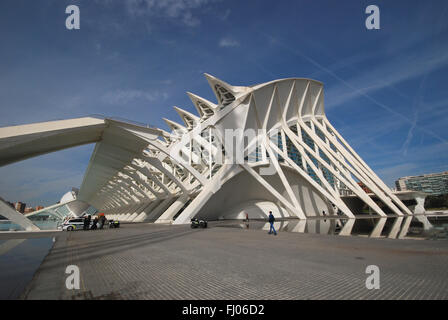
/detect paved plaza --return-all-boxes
[21,221,448,300]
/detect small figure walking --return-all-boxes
[98,213,106,229]
[91,217,98,230]
[268,211,277,235]
[83,215,91,230]
[83,216,88,230]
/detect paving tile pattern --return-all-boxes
[22,222,448,300]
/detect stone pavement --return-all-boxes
[22,221,448,300]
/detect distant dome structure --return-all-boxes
[59,188,90,218]
[60,189,77,203]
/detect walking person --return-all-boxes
[99,214,105,229]
[83,216,88,230]
[86,215,91,230]
[268,211,277,235]
[91,217,98,230]
[96,213,104,229]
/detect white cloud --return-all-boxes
[325,47,448,109]
[182,11,200,27]
[219,37,240,48]
[0,148,92,207]
[368,142,448,184]
[122,0,219,27]
[400,109,419,156]
[102,89,169,105]
[220,8,231,21]
[376,163,419,186]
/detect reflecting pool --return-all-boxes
[215,215,448,240]
[0,237,54,299]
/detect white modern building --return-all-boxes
[0,75,414,229]
[24,189,96,224]
[396,171,448,195]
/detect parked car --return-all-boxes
[60,218,90,231]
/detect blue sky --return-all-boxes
[0,0,447,207]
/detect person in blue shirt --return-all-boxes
[268,211,277,235]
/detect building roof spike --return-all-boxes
[186,92,218,120]
[204,73,243,108]
[162,118,188,135]
[173,106,199,130]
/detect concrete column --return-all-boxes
[133,200,161,222]
[147,197,175,221]
[117,213,129,221]
[122,204,142,221]
[155,195,190,224]
[0,200,39,231]
[127,202,150,222]
[414,195,426,214]
[173,187,215,224]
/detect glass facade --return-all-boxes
[285,129,303,169]
[244,123,337,190]
[27,203,98,230]
[396,171,448,195]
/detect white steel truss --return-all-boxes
[0,75,413,227]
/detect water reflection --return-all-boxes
[0,237,54,299]
[217,215,448,240]
[0,220,60,231]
